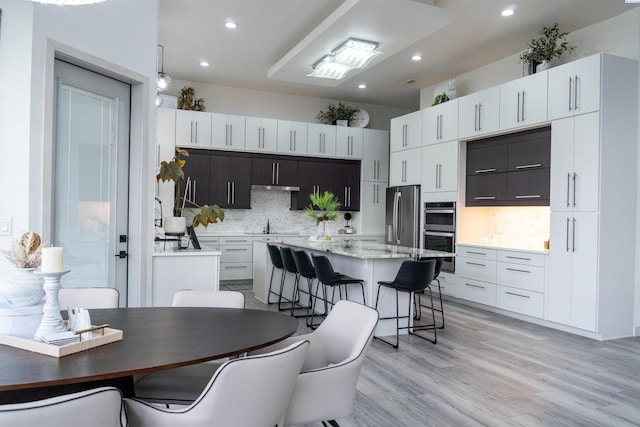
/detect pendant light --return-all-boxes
[157,44,172,92]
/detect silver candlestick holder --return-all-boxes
[34,269,71,340]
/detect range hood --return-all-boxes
[251,184,300,192]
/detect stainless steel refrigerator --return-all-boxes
[385,185,421,247]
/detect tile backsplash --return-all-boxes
[459,206,550,250]
[189,190,358,235]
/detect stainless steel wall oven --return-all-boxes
[424,202,456,272]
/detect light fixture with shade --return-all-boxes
[308,38,382,80]
[157,44,171,92]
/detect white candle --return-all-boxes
[41,247,64,273]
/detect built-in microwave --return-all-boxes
[424,202,456,272]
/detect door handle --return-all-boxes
[572,217,576,252]
[115,251,128,259]
[568,77,573,111]
[572,173,577,207]
[517,92,521,122]
[521,91,526,121]
[566,217,570,252]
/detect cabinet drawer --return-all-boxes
[432,271,457,297]
[497,262,544,293]
[198,237,220,249]
[220,262,253,280]
[457,246,497,260]
[497,285,543,318]
[220,245,253,263]
[457,278,496,306]
[497,250,546,267]
[221,236,253,245]
[457,258,496,283]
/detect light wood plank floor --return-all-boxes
[222,282,640,427]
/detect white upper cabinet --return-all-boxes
[421,140,458,194]
[499,71,548,131]
[548,54,601,120]
[307,124,337,157]
[389,147,421,186]
[277,120,308,155]
[361,129,389,182]
[422,99,459,146]
[335,126,363,159]
[175,110,212,148]
[245,116,278,152]
[211,113,246,150]
[458,86,500,139]
[549,112,600,213]
[390,110,422,152]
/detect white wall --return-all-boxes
[0,0,158,306]
[0,1,33,277]
[166,79,410,131]
[420,8,640,107]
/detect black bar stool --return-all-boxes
[311,255,366,327]
[266,244,286,307]
[374,259,437,348]
[292,250,318,327]
[280,246,311,317]
[414,257,445,329]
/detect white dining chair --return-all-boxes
[249,299,379,426]
[133,289,245,404]
[171,289,245,308]
[0,386,126,427]
[58,287,119,309]
[125,340,309,427]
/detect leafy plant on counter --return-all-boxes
[304,191,341,223]
[156,148,225,228]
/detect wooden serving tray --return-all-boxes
[0,327,123,358]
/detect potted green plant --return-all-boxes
[316,102,360,126]
[519,23,575,73]
[304,191,341,240]
[156,148,224,231]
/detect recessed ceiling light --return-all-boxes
[225,20,237,29]
[358,83,367,89]
[200,61,210,67]
[411,54,422,61]
[501,8,514,17]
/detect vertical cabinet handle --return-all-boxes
[276,163,280,185]
[190,121,194,144]
[474,104,478,131]
[225,124,229,146]
[478,103,482,131]
[229,124,233,146]
[574,75,579,110]
[517,92,521,122]
[568,77,573,111]
[565,217,570,252]
[572,173,577,207]
[227,182,231,204]
[572,217,576,252]
[521,91,526,121]
[272,163,276,184]
[293,130,296,151]
[566,173,571,207]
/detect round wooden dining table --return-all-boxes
[0,307,299,404]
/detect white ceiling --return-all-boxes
[158,0,638,110]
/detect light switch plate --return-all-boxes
[0,217,12,236]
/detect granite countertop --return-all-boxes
[255,237,454,260]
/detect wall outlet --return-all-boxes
[0,217,12,236]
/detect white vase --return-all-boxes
[336,120,349,127]
[0,268,45,307]
[164,216,187,234]
[536,60,550,73]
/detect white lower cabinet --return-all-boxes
[435,271,457,297]
[219,236,253,280]
[456,245,546,318]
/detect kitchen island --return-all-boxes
[253,238,454,337]
[151,245,221,307]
